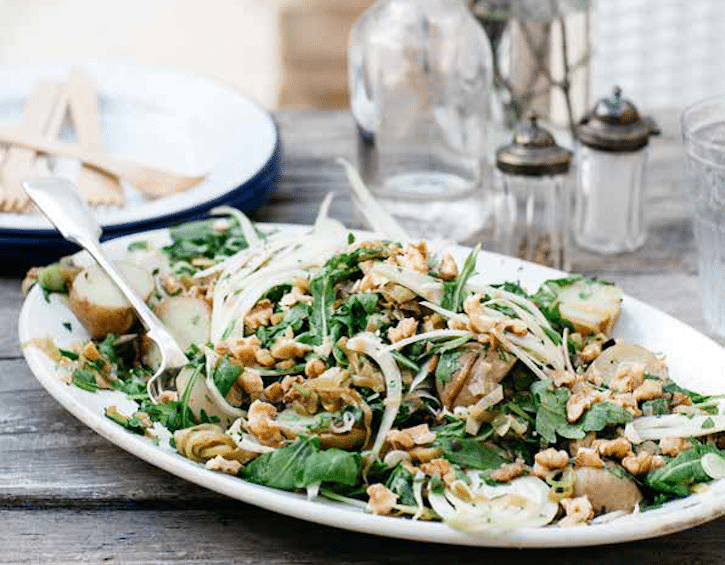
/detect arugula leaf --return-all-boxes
[579,401,633,432]
[435,350,462,387]
[213,356,243,397]
[441,244,480,312]
[71,368,98,392]
[301,448,361,487]
[385,464,417,506]
[330,293,379,336]
[531,379,585,443]
[105,406,146,435]
[162,217,251,272]
[662,382,712,405]
[127,240,149,251]
[243,436,360,490]
[645,442,723,497]
[309,248,386,344]
[58,348,79,361]
[490,281,529,298]
[642,398,669,416]
[438,437,507,471]
[97,334,118,364]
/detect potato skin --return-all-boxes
[68,261,154,339]
[69,288,137,339]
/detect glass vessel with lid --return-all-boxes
[349,0,494,242]
[496,114,572,269]
[573,87,659,253]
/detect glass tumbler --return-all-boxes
[683,96,725,337]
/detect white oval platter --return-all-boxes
[17,225,725,548]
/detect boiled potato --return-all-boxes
[142,296,211,369]
[68,261,154,339]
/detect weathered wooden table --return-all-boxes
[1,110,723,564]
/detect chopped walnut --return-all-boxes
[420,458,456,485]
[399,242,429,274]
[633,379,663,402]
[82,341,100,362]
[405,423,436,445]
[239,370,264,400]
[270,336,312,360]
[552,370,577,388]
[254,348,275,367]
[305,358,326,379]
[244,299,273,331]
[566,388,605,423]
[533,448,569,477]
[593,437,632,460]
[568,432,596,457]
[387,317,418,343]
[580,341,602,363]
[447,316,470,331]
[205,454,242,475]
[609,362,645,393]
[574,447,605,468]
[279,286,314,310]
[609,393,641,416]
[366,484,398,515]
[490,459,526,482]
[496,319,528,336]
[387,429,415,451]
[264,382,284,403]
[659,437,690,457]
[621,452,666,475]
[670,391,692,411]
[226,336,261,366]
[559,496,594,527]
[463,294,495,334]
[245,400,284,447]
[431,253,458,281]
[409,446,442,463]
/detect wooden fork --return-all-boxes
[66,68,125,208]
[0,82,64,212]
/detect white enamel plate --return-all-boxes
[18,225,725,547]
[0,62,277,233]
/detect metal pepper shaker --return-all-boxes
[573,87,659,253]
[496,114,572,270]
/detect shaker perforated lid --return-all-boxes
[496,114,572,176]
[577,86,659,152]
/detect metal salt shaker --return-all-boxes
[573,87,659,253]
[496,114,572,270]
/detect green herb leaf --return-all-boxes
[441,244,480,312]
[243,436,359,490]
[531,379,585,443]
[579,401,633,432]
[438,437,507,471]
[213,356,243,397]
[645,442,723,497]
[385,464,417,506]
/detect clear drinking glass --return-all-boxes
[349,0,494,242]
[682,96,725,337]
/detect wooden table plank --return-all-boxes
[3,506,725,564]
[1,109,723,563]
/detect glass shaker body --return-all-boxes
[349,0,493,242]
[573,145,647,253]
[500,173,569,270]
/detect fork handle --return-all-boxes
[24,178,188,367]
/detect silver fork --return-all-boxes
[24,178,188,402]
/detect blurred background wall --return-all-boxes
[0,0,723,113]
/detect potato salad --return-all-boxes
[25,198,725,532]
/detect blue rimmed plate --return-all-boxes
[0,62,279,261]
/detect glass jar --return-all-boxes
[573,87,658,254]
[349,0,494,242]
[496,115,572,269]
